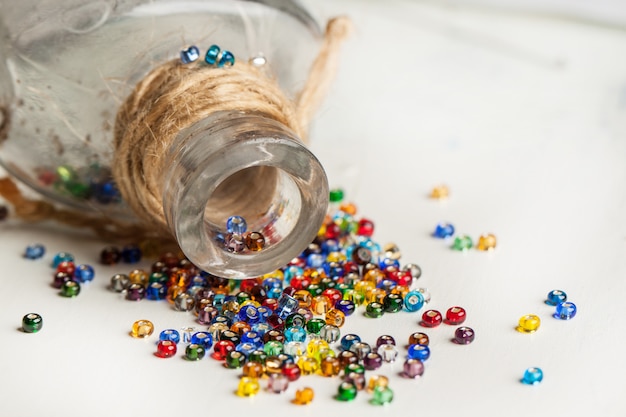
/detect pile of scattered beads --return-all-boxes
[432,222,496,252]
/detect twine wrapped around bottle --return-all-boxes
[0,17,352,241]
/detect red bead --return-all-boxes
[445,306,467,325]
[357,218,375,237]
[262,298,278,310]
[155,340,177,358]
[56,261,76,276]
[324,222,341,239]
[211,340,235,360]
[266,315,285,331]
[395,270,413,287]
[282,286,297,297]
[288,257,306,269]
[239,278,260,293]
[321,288,343,307]
[281,363,302,381]
[343,262,360,276]
[159,252,180,268]
[290,277,311,291]
[421,310,443,328]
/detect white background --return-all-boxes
[1,0,626,416]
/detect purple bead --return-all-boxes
[376,335,396,347]
[363,352,383,370]
[454,326,475,344]
[402,358,425,378]
[125,283,145,301]
[52,272,71,289]
[197,306,218,325]
[225,233,245,253]
[267,373,289,393]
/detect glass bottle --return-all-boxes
[0,0,331,278]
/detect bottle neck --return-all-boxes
[162,110,328,279]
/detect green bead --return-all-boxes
[329,188,344,203]
[236,291,252,304]
[344,363,365,375]
[371,386,394,405]
[264,340,284,356]
[60,280,81,297]
[452,235,473,251]
[285,313,307,329]
[248,350,267,364]
[306,318,326,334]
[225,351,247,368]
[336,382,357,401]
[383,294,403,313]
[22,313,43,333]
[365,302,385,318]
[149,272,167,284]
[307,284,323,297]
[56,165,76,182]
[319,278,336,290]
[66,181,91,198]
[185,343,206,361]
[336,283,352,293]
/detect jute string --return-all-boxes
[0,17,352,241]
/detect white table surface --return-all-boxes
[1,1,626,416]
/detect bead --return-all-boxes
[319,324,341,343]
[238,304,260,324]
[335,299,356,316]
[155,340,177,358]
[454,326,475,344]
[225,350,247,368]
[226,215,247,234]
[128,269,149,285]
[311,295,332,315]
[185,343,206,361]
[337,350,359,368]
[365,302,385,318]
[244,231,265,251]
[146,282,166,300]
[22,313,43,333]
[402,358,425,378]
[52,272,71,289]
[218,50,235,67]
[263,328,285,343]
[121,245,142,263]
[430,184,449,199]
[306,339,329,359]
[225,233,245,253]
[349,342,372,361]
[73,264,95,283]
[357,218,374,237]
[264,340,284,356]
[236,377,260,397]
[344,372,366,391]
[409,332,429,346]
[351,246,372,265]
[476,233,497,251]
[336,382,357,401]
[180,45,199,64]
[219,330,241,345]
[367,375,389,393]
[325,308,345,327]
[433,222,455,238]
[407,344,430,361]
[52,252,74,268]
[60,280,81,297]
[340,334,361,351]
[130,320,154,338]
[191,331,213,349]
[159,329,180,344]
[205,44,220,65]
[452,235,473,251]
[402,263,422,280]
[284,326,307,342]
[516,314,541,333]
[181,326,196,343]
[554,301,577,320]
[421,309,443,327]
[404,290,425,312]
[99,246,121,265]
[363,352,383,370]
[371,386,394,405]
[376,335,395,347]
[174,293,195,311]
[267,373,289,393]
[521,367,543,385]
[56,261,75,276]
[293,387,314,405]
[24,244,45,260]
[281,362,301,381]
[418,287,432,304]
[320,356,341,377]
[242,361,265,378]
[546,290,567,306]
[329,188,344,203]
[109,274,129,292]
[248,349,268,364]
[445,306,467,325]
[377,344,399,363]
[383,293,403,313]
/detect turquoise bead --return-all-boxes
[205,44,220,65]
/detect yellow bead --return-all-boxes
[476,234,497,251]
[293,387,315,405]
[365,287,387,304]
[320,356,341,377]
[339,202,357,215]
[390,285,410,298]
[326,251,347,263]
[236,377,260,397]
[302,268,325,283]
[516,314,541,333]
[130,319,154,338]
[363,269,385,285]
[262,270,284,280]
[298,356,320,375]
[166,286,184,304]
[242,362,266,378]
[344,289,365,306]
[367,375,389,393]
[222,300,241,315]
[430,184,449,199]
[128,269,149,285]
[325,308,346,328]
[306,339,330,358]
[354,281,375,297]
[240,300,261,308]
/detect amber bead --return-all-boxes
[130,320,154,338]
[244,231,266,251]
[293,387,315,405]
[366,375,389,393]
[231,321,252,336]
[99,246,121,265]
[337,350,359,368]
[325,309,345,327]
[320,356,341,377]
[430,184,449,199]
[242,362,265,378]
[476,233,497,251]
[294,290,313,308]
[311,295,332,315]
[408,332,429,346]
[263,329,285,344]
[265,356,284,374]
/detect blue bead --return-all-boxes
[205,44,220,65]
[545,290,567,306]
[180,45,200,64]
[282,266,302,284]
[212,314,233,327]
[256,306,271,322]
[407,344,430,361]
[73,264,95,283]
[340,334,361,351]
[24,244,45,260]
[52,252,74,268]
[284,326,307,342]
[306,253,325,268]
[159,329,180,344]
[404,290,425,312]
[321,239,340,254]
[191,331,213,349]
[93,180,120,204]
[267,287,282,299]
[146,282,166,300]
[554,301,577,320]
[252,322,271,336]
[121,245,142,263]
[226,215,247,234]
[521,367,543,385]
[262,277,282,291]
[433,222,455,238]
[241,331,262,347]
[236,342,258,356]
[323,262,344,278]
[217,50,235,67]
[336,299,356,316]
[212,293,226,310]
[276,293,299,319]
[238,305,260,324]
[378,258,400,270]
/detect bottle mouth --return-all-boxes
[163,111,328,279]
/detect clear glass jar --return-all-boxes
[0,0,329,278]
